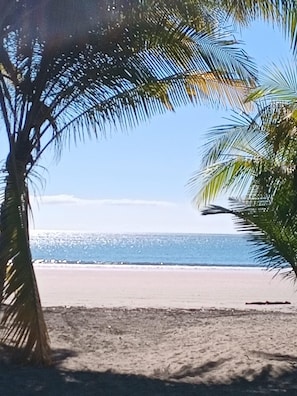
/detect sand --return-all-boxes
[1,267,297,395]
[35,266,297,309]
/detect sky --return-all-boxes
[27,20,292,234]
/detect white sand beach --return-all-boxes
[35,266,297,309]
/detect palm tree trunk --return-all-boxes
[0,153,51,364]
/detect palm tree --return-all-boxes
[191,60,297,280]
[0,0,295,365]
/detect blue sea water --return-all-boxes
[30,231,260,268]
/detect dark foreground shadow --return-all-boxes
[1,363,297,395]
[1,347,297,395]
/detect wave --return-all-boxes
[33,259,263,270]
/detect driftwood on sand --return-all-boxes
[245,301,291,305]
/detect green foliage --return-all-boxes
[202,193,297,279]
[194,57,297,281]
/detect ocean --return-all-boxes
[30,231,260,268]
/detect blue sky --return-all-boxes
[29,21,291,233]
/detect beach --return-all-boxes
[35,266,297,309]
[2,266,297,395]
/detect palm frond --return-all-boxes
[21,20,257,160]
[190,157,257,207]
[202,198,297,279]
[0,169,50,364]
[281,2,297,55]
[247,59,297,103]
[190,81,297,206]
[188,110,270,205]
[219,0,296,25]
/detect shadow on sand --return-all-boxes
[1,346,297,395]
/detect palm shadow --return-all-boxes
[167,358,230,380]
[0,343,77,366]
[0,350,297,395]
[250,350,297,363]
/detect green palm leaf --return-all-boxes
[202,198,297,279]
[195,54,297,281]
[189,110,269,205]
[248,60,297,102]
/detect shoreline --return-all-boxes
[34,262,265,270]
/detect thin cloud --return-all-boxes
[34,194,177,207]
[38,194,81,205]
